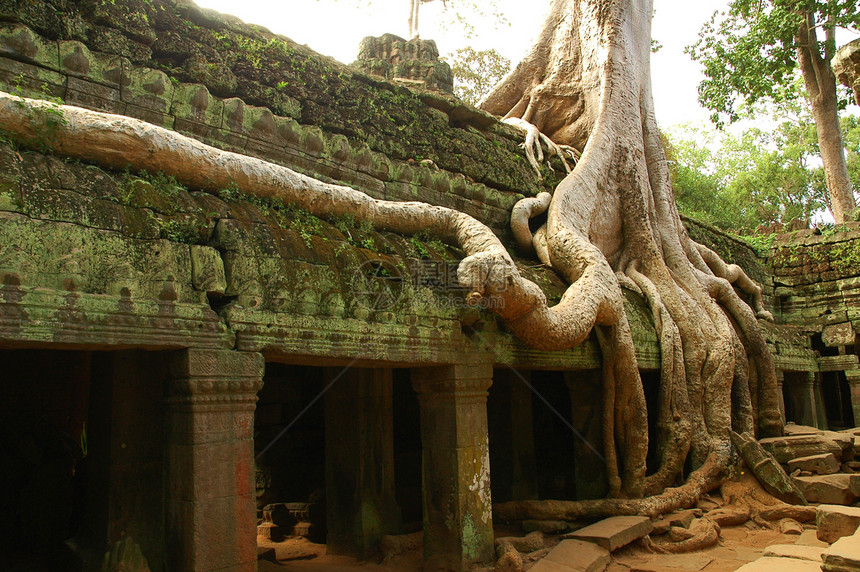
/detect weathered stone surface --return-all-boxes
[794,474,860,505]
[818,505,860,544]
[834,37,860,106]
[788,453,842,475]
[763,544,824,562]
[667,509,701,529]
[566,516,653,551]
[735,557,825,571]
[190,245,227,296]
[531,539,610,572]
[797,529,830,548]
[732,431,807,505]
[823,532,860,571]
[760,433,852,464]
[650,519,671,535]
[785,423,825,436]
[823,322,857,347]
[256,546,276,562]
[354,34,453,93]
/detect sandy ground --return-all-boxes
[257,521,822,572]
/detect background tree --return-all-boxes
[444,47,511,105]
[665,119,829,233]
[687,0,859,223]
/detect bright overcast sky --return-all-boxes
[193,0,858,129]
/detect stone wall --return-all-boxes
[0,1,858,570]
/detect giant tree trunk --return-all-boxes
[797,11,857,224]
[0,0,783,521]
[480,0,783,515]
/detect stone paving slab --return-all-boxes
[823,532,860,571]
[618,553,713,571]
[566,516,653,551]
[788,452,841,475]
[818,504,860,543]
[785,424,825,436]
[794,473,860,505]
[762,544,824,562]
[531,560,577,572]
[667,509,700,529]
[734,556,824,571]
[531,539,610,572]
[796,529,829,548]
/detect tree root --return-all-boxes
[503,117,578,178]
[695,243,773,321]
[643,518,720,554]
[494,532,550,572]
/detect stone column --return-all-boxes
[813,372,829,430]
[166,349,264,572]
[412,363,494,571]
[776,370,786,425]
[565,369,608,500]
[324,367,402,559]
[846,369,860,428]
[795,372,820,428]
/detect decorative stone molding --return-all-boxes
[167,348,264,404]
[412,362,493,402]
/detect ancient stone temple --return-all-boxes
[0,1,857,571]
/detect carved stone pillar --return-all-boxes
[166,349,264,572]
[324,367,402,559]
[812,372,829,429]
[847,369,860,428]
[412,363,494,571]
[798,372,819,428]
[776,370,786,425]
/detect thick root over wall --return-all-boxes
[482,0,783,518]
[0,0,781,521]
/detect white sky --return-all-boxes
[193,0,858,129]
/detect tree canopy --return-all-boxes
[688,0,859,222]
[444,47,511,106]
[688,0,859,125]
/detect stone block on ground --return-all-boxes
[256,546,276,562]
[788,453,842,475]
[531,539,610,572]
[794,474,860,505]
[760,433,852,463]
[667,509,701,529]
[651,518,671,535]
[565,515,653,551]
[762,544,824,562]
[823,532,860,571]
[785,424,825,436]
[735,556,824,571]
[817,505,860,543]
